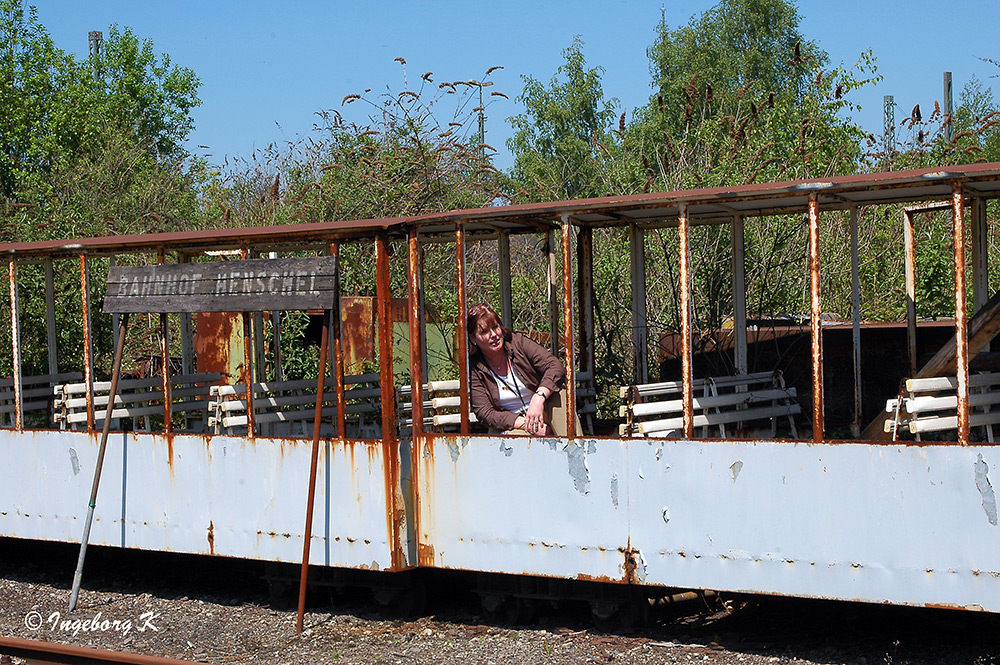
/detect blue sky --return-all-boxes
[33,0,1000,172]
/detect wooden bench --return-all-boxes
[209,373,382,438]
[54,372,222,432]
[0,372,84,427]
[619,370,799,438]
[884,372,1000,440]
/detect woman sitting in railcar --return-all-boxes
[467,303,580,436]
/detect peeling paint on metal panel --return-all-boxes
[730,460,743,482]
[610,474,619,509]
[662,507,670,524]
[565,441,590,494]
[499,440,513,457]
[68,448,80,475]
[448,440,461,462]
[975,453,998,526]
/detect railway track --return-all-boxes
[0,636,203,665]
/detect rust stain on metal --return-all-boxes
[953,184,970,444]
[621,545,640,584]
[417,542,435,567]
[340,297,376,372]
[808,194,824,442]
[678,204,693,438]
[575,573,627,585]
[195,312,240,381]
[207,520,215,554]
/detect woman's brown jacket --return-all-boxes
[468,332,567,431]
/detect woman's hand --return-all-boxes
[524,392,547,434]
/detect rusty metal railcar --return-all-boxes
[5,163,1000,619]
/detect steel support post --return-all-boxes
[239,245,255,438]
[953,184,970,444]
[9,257,22,430]
[577,226,595,376]
[157,249,172,434]
[808,195,824,442]
[408,228,424,439]
[629,224,648,384]
[731,215,748,376]
[561,215,577,438]
[499,231,513,329]
[456,224,470,434]
[329,241,347,440]
[850,206,863,438]
[44,259,57,377]
[678,205,693,439]
[903,209,918,377]
[79,254,95,431]
[547,229,559,355]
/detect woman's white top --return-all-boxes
[493,365,533,414]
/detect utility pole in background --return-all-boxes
[474,80,493,159]
[883,94,895,169]
[943,72,954,143]
[88,30,102,80]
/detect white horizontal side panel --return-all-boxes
[0,430,393,571]
[626,440,1000,611]
[417,436,630,581]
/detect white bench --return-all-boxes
[0,372,84,427]
[54,372,222,432]
[397,380,477,435]
[619,371,799,438]
[209,373,382,438]
[884,372,1000,440]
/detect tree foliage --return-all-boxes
[1,1,202,237]
[507,38,619,201]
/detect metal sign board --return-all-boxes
[103,257,338,313]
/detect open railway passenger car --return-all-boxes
[5,163,1000,623]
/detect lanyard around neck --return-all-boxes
[487,356,528,412]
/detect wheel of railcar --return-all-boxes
[372,576,427,618]
[481,593,536,625]
[616,595,650,633]
[589,599,619,632]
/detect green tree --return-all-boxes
[0,1,201,220]
[507,37,619,201]
[648,0,824,136]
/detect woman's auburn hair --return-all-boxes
[467,303,513,349]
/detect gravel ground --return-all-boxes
[2,539,1000,665]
